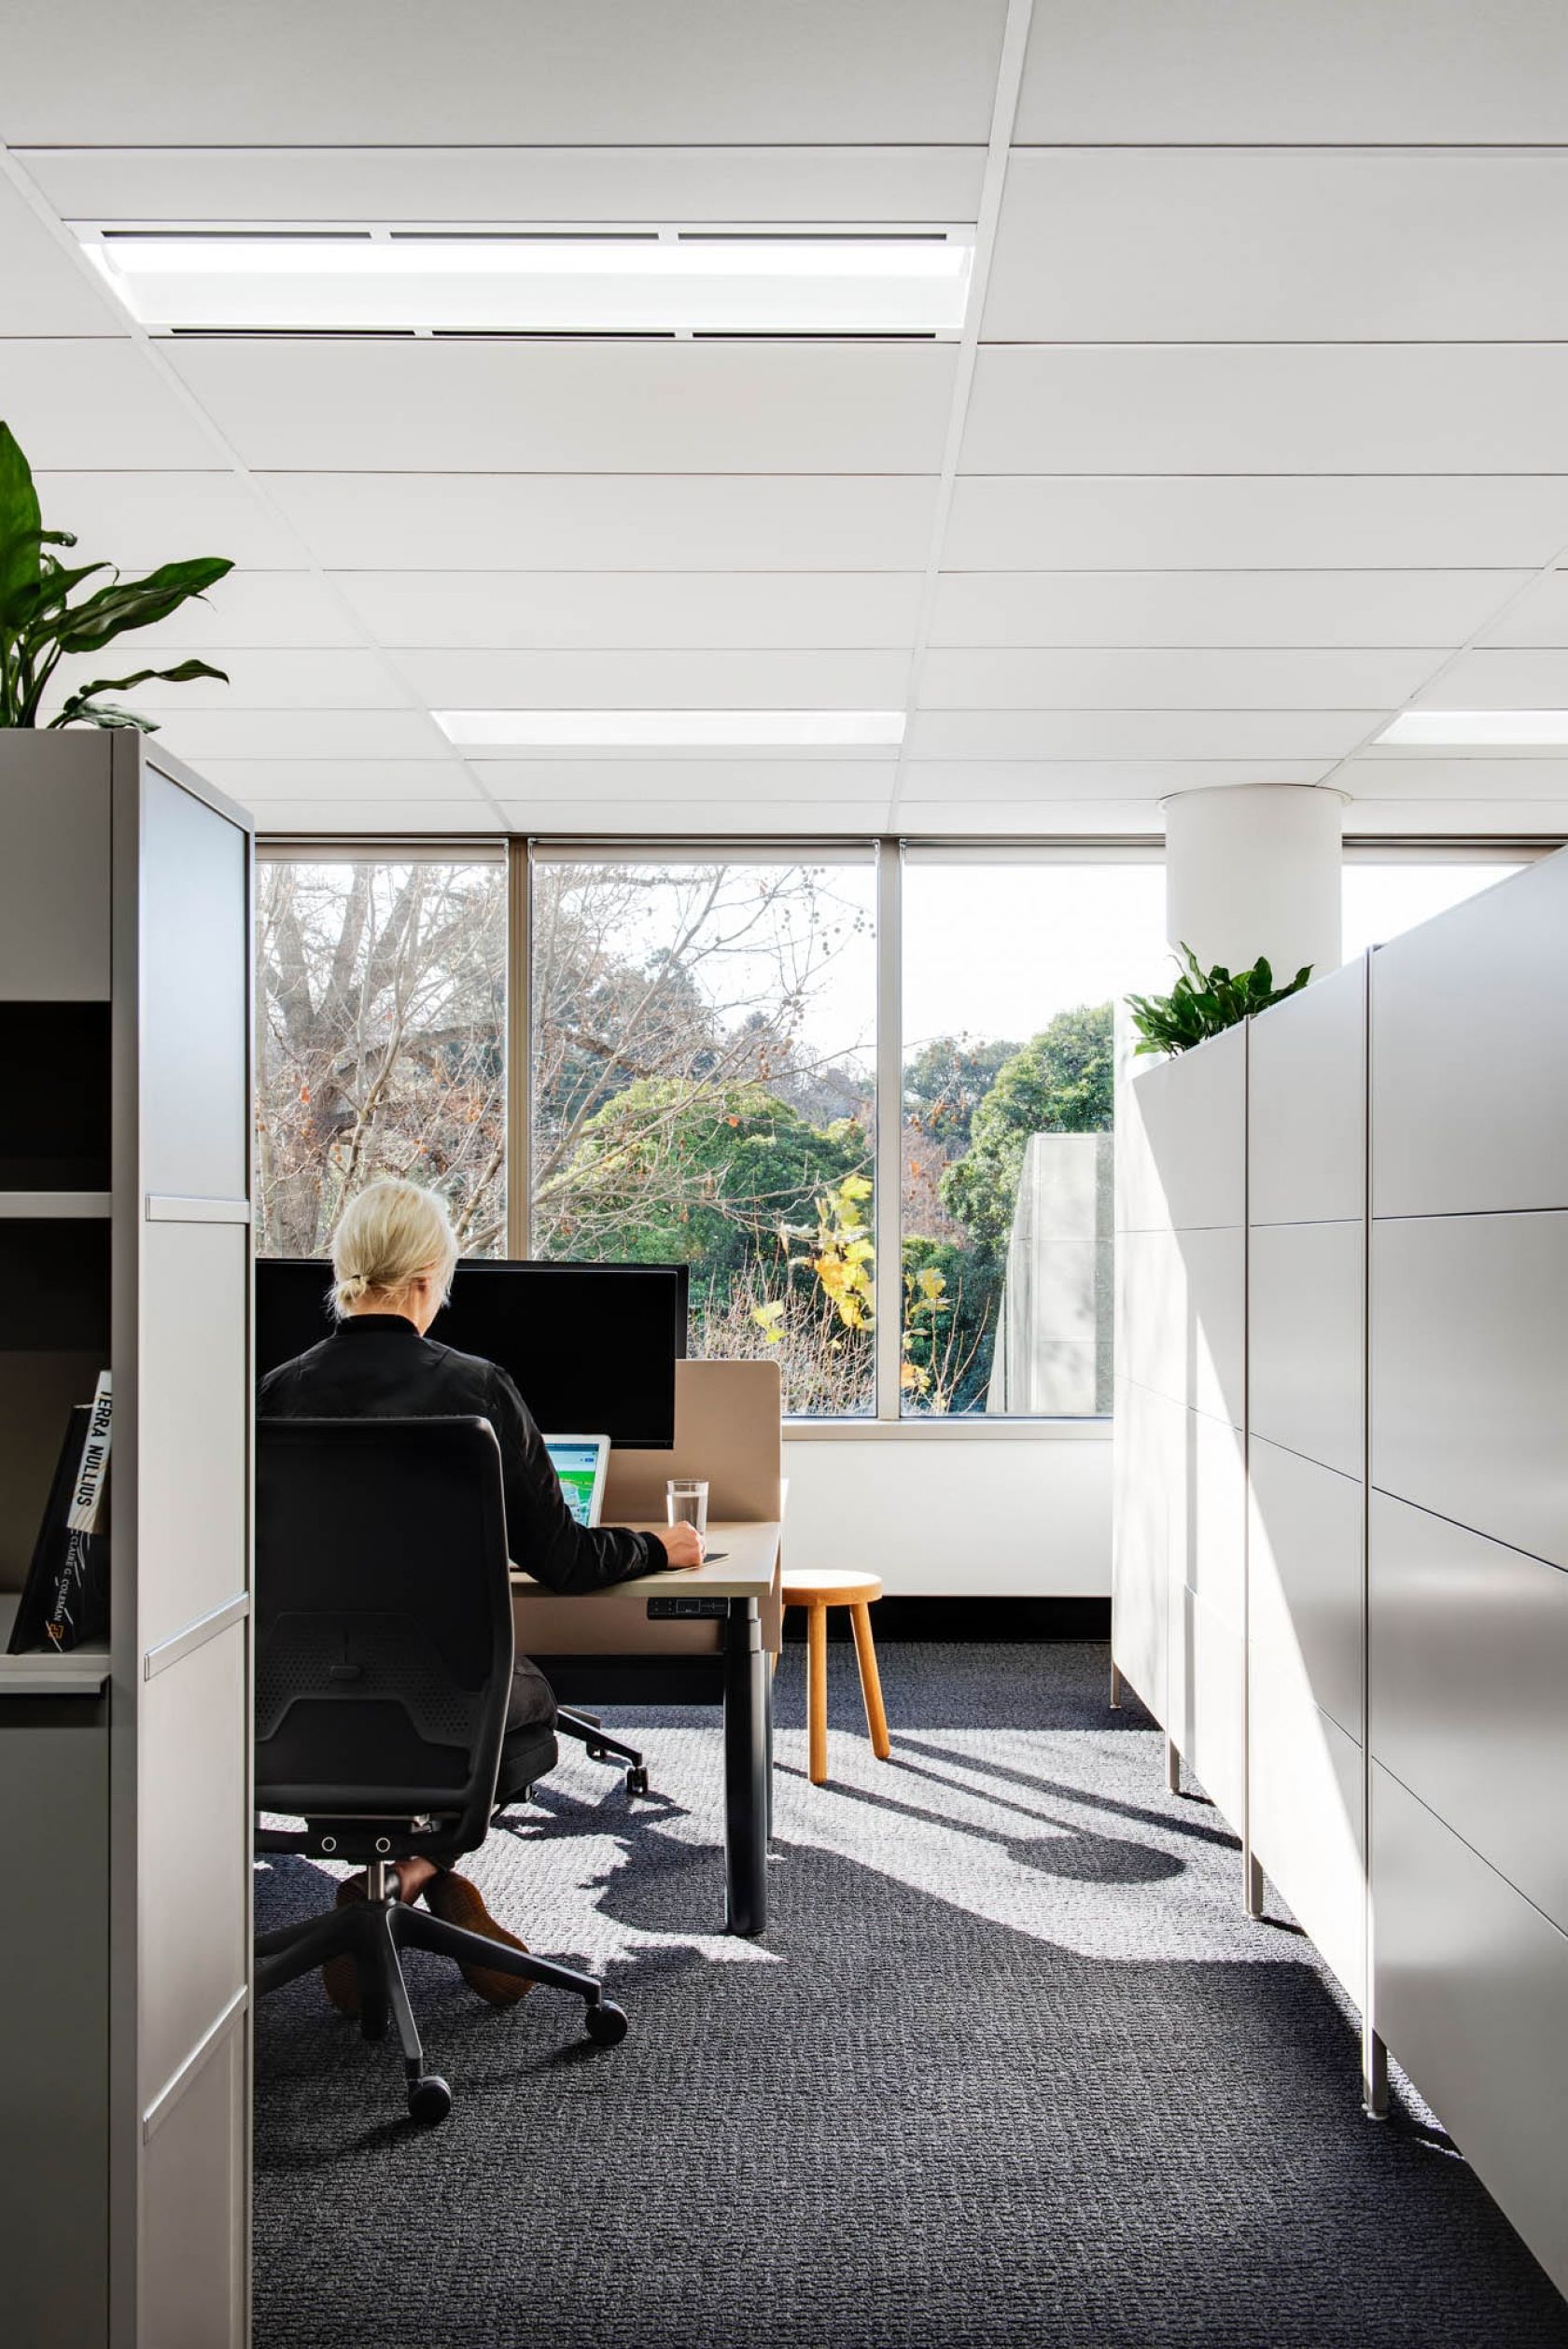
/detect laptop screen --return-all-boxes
[545,1436,609,1529]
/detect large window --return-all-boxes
[900,853,1169,1419]
[529,850,877,1417]
[255,838,1556,1422]
[255,850,508,1257]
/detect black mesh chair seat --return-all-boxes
[253,1416,624,2123]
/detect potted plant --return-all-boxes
[1125,943,1312,1057]
[0,419,231,731]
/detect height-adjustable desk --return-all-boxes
[511,1359,783,1937]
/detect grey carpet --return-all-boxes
[253,1643,1568,2349]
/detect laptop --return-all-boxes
[544,1433,610,1529]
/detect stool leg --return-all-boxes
[806,1604,828,1785]
[849,1602,890,1760]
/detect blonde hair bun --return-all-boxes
[329,1179,458,1319]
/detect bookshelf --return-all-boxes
[0,731,253,2349]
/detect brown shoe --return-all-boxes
[422,1871,535,2006]
[322,1874,369,2016]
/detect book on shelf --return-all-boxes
[6,1372,112,1656]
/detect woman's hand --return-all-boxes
[661,1523,706,1570]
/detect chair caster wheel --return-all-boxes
[626,1766,649,1797]
[407,2075,452,2126]
[584,2000,628,2048]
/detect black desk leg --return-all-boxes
[723,1596,768,1936]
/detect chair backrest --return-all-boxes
[254,1417,515,1853]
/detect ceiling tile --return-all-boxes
[984,153,1568,344]
[898,759,1337,798]
[1336,756,1568,796]
[917,648,1432,711]
[906,710,1378,760]
[169,339,958,475]
[1,2,1007,144]
[394,647,910,708]
[929,571,1526,650]
[32,471,310,567]
[1341,797,1568,837]
[333,570,923,650]
[961,345,1568,476]
[1015,0,1568,143]
[894,797,1162,834]
[49,647,400,713]
[456,760,894,802]
[198,761,483,801]
[1477,572,1568,649]
[245,801,501,833]
[1411,649,1568,707]
[25,145,986,227]
[110,572,357,650]
[269,474,939,571]
[0,174,122,335]
[143,709,453,761]
[498,798,892,835]
[942,476,1568,571]
[0,340,217,468]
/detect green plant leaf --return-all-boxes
[53,657,227,716]
[49,701,159,732]
[52,556,234,653]
[0,420,42,618]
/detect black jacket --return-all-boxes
[257,1312,671,1595]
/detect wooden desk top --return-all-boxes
[510,1518,781,1602]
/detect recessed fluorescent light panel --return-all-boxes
[77,228,975,335]
[434,710,907,751]
[1378,710,1568,747]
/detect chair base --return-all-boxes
[556,1705,650,1797]
[255,1863,627,2123]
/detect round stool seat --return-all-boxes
[781,1569,883,1608]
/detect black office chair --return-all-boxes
[253,1416,628,2127]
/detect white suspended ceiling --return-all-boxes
[3,0,1568,842]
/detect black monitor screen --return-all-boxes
[256,1258,688,1449]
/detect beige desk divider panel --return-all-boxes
[521,1360,784,1658]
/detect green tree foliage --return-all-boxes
[550,1077,870,1281]
[939,1001,1114,1251]
[903,1034,1019,1148]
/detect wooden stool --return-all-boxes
[781,1570,891,1785]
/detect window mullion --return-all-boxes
[507,837,530,1259]
[875,839,903,1421]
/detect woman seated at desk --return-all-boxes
[259,1175,702,2006]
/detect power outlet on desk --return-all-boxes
[647,1595,730,1620]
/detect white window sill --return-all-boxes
[781,1416,1113,1442]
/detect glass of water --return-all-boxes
[665,1477,709,1537]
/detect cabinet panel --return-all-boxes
[1121,1022,1247,1234]
[1370,1492,1568,1932]
[0,1704,109,2347]
[1370,1209,1568,1571]
[1249,1219,1364,1479]
[1111,1375,1182,1723]
[1250,1649,1363,2001]
[1373,1762,1568,2300]
[1248,957,1365,1226]
[1183,1405,1246,1628]
[140,767,249,1201]
[1118,1223,1245,1429]
[138,1623,248,2109]
[1371,847,1568,1220]
[1178,1587,1244,1828]
[1249,1436,1363,1741]
[138,1220,249,1656]
[141,2006,246,2349]
[0,736,110,997]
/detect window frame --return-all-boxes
[257,830,1562,1438]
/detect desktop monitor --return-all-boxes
[256,1257,688,1448]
